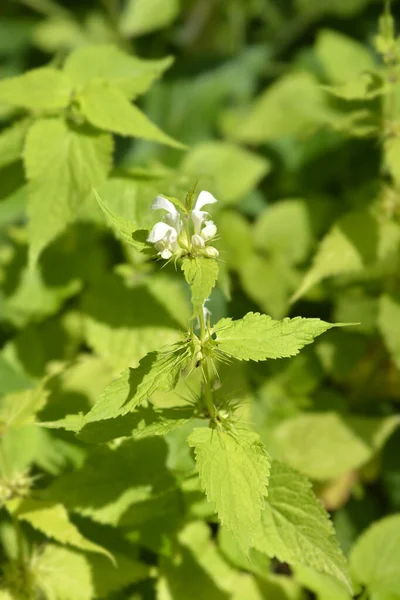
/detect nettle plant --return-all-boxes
[27,186,352,594]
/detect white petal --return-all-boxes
[191,209,208,235]
[201,220,217,241]
[191,234,205,249]
[152,195,179,216]
[147,221,174,243]
[194,190,217,211]
[160,248,173,259]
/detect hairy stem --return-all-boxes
[198,308,216,419]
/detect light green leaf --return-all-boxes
[181,257,219,317]
[181,141,270,204]
[254,199,314,265]
[120,0,180,37]
[315,30,375,84]
[0,119,31,169]
[0,385,48,429]
[238,254,299,319]
[293,565,351,600]
[35,545,93,600]
[64,43,173,99]
[0,67,72,111]
[291,211,381,302]
[82,273,184,370]
[78,344,191,434]
[89,552,150,598]
[231,73,332,143]
[0,356,32,398]
[213,312,346,362]
[24,117,113,264]
[350,515,400,600]
[252,461,351,592]
[7,498,112,560]
[158,521,237,599]
[78,80,184,148]
[379,293,400,370]
[187,427,270,552]
[274,412,400,480]
[43,437,176,527]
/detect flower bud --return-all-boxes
[191,234,205,249]
[204,246,219,258]
[178,231,190,251]
[201,220,217,241]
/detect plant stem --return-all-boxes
[198,307,216,420]
[0,439,25,566]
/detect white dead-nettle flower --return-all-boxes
[147,190,219,259]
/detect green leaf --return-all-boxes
[291,211,387,302]
[231,73,332,143]
[0,385,48,429]
[315,30,375,84]
[43,437,177,527]
[274,412,400,480]
[253,199,314,265]
[350,514,400,600]
[187,427,270,553]
[64,44,173,99]
[0,67,72,111]
[89,552,150,598]
[24,118,113,264]
[119,0,180,37]
[213,312,347,362]
[0,356,32,399]
[78,344,191,434]
[7,498,112,560]
[158,521,237,599]
[78,80,184,148]
[181,141,270,204]
[0,119,31,169]
[34,545,93,600]
[181,257,219,317]
[386,137,400,187]
[252,461,351,592]
[293,565,351,600]
[82,273,185,370]
[378,293,400,370]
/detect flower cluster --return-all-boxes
[147,190,219,260]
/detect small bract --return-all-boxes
[147,190,219,259]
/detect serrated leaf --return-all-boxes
[0,119,31,169]
[252,461,351,592]
[78,80,184,148]
[76,405,194,444]
[274,412,400,480]
[187,427,270,552]
[213,312,347,362]
[0,67,72,111]
[120,0,180,37]
[181,141,270,204]
[24,118,113,263]
[64,44,173,99]
[181,257,219,317]
[0,385,48,429]
[78,344,191,436]
[350,515,400,600]
[293,565,351,600]
[7,498,112,560]
[378,293,400,370]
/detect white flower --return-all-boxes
[147,190,218,259]
[191,191,217,236]
[147,221,178,259]
[152,196,182,233]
